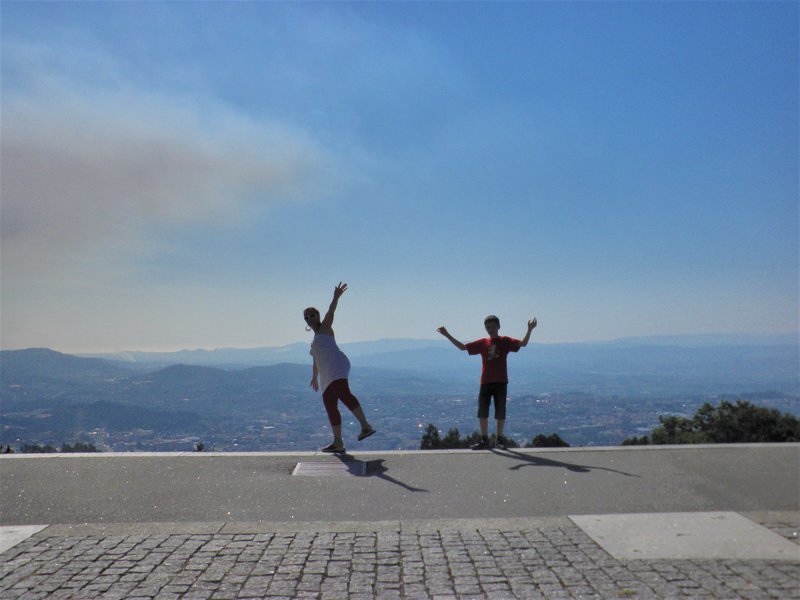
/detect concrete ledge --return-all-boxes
[220,520,403,533]
[398,516,571,532]
[18,517,576,539]
[37,522,226,537]
[29,516,577,537]
[25,513,797,540]
[1,442,797,458]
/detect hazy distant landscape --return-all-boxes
[1,334,797,452]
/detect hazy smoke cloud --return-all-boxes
[2,80,332,281]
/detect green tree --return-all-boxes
[20,443,57,453]
[647,414,707,444]
[623,400,800,445]
[61,441,99,452]
[420,424,520,449]
[621,435,650,446]
[420,424,442,449]
[441,428,465,449]
[691,400,800,443]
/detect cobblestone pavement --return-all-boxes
[1,518,798,600]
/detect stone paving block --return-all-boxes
[179,591,214,600]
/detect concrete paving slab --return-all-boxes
[0,524,47,555]
[571,511,800,561]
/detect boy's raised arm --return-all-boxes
[519,318,538,347]
[437,326,467,351]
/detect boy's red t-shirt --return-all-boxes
[465,336,522,384]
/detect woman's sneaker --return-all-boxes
[357,427,376,441]
[321,443,345,453]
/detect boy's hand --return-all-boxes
[436,326,449,336]
[528,318,537,330]
[333,282,348,299]
[310,378,319,392]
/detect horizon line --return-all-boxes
[2,331,798,356]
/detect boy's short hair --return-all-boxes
[484,315,500,326]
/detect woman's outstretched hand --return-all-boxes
[333,282,348,299]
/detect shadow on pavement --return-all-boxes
[492,448,641,477]
[333,454,429,493]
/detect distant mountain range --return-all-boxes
[2,334,798,395]
[78,333,799,368]
[66,333,798,395]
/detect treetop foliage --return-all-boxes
[419,424,569,449]
[20,441,99,453]
[623,400,800,445]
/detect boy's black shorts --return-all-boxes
[477,382,508,419]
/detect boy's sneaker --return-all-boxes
[495,436,508,450]
[471,438,490,451]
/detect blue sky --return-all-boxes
[2,1,797,353]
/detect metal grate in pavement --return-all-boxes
[292,461,367,476]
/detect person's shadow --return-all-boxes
[492,447,640,477]
[333,453,429,492]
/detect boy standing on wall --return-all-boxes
[437,315,537,449]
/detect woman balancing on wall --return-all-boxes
[304,282,375,453]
